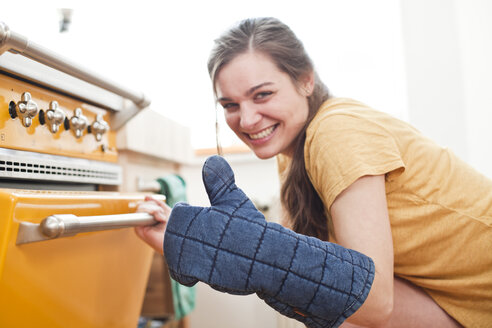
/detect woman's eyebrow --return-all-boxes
[246,82,274,96]
[217,96,232,102]
[217,82,274,102]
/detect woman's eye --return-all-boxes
[222,103,238,111]
[255,91,273,100]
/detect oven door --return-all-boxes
[0,189,160,328]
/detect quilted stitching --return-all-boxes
[274,237,300,298]
[211,207,372,272]
[177,207,203,277]
[208,197,249,282]
[167,230,367,297]
[245,223,268,290]
[164,155,375,328]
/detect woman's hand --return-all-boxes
[134,196,172,255]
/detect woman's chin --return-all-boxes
[240,137,279,159]
[251,147,277,160]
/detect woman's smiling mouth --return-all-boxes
[247,124,278,140]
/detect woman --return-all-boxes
[136,17,491,327]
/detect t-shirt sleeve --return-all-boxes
[305,112,405,210]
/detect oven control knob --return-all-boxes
[70,108,88,138]
[16,92,39,127]
[91,114,109,141]
[46,101,66,133]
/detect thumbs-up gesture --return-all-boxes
[164,155,375,328]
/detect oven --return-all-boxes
[0,21,162,327]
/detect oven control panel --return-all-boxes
[0,73,117,162]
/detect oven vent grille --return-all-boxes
[0,160,118,180]
[0,148,121,185]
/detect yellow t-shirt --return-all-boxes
[278,98,492,327]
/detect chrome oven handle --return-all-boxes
[16,213,157,245]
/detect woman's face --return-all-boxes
[215,51,312,159]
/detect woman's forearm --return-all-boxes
[341,276,462,328]
[330,175,395,327]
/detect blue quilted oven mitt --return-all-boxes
[164,155,375,328]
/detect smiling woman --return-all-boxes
[215,52,311,159]
[4,2,491,327]
[135,16,492,328]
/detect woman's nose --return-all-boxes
[239,105,261,130]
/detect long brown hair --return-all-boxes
[208,17,331,240]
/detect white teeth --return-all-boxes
[249,126,275,140]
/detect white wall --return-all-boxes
[401,0,492,177]
[180,152,280,208]
[400,0,467,159]
[454,0,492,177]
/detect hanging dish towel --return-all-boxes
[156,174,196,321]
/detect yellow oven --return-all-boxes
[0,190,158,327]
[0,21,158,327]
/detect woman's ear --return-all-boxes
[301,71,315,96]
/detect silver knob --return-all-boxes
[16,92,39,127]
[45,101,66,133]
[91,114,109,141]
[70,108,88,138]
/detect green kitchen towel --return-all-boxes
[156,175,196,321]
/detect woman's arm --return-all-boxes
[330,175,394,327]
[340,276,462,328]
[330,175,462,327]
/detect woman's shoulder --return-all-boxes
[308,98,386,142]
[311,97,388,126]
[302,97,407,209]
[317,97,370,112]
[307,97,416,141]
